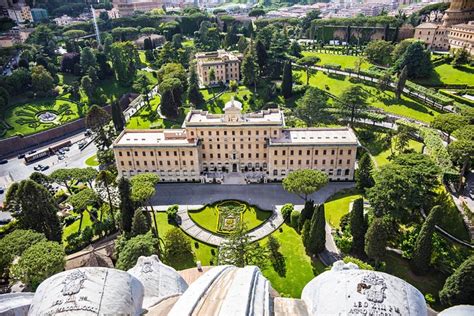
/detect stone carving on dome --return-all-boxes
[61,270,87,296]
[357,273,387,303]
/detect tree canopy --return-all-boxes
[283,169,329,201]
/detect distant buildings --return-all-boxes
[31,8,48,23]
[112,0,183,17]
[7,4,32,23]
[448,21,474,55]
[195,50,242,86]
[413,0,474,54]
[0,27,33,48]
[134,34,166,49]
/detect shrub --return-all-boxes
[166,204,179,221]
[280,203,294,222]
[290,211,300,230]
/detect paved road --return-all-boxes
[0,136,97,203]
[150,182,354,210]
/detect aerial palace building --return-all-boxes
[113,99,359,183]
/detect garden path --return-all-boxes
[152,204,285,246]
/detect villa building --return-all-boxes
[448,21,474,55]
[195,50,242,86]
[113,99,359,183]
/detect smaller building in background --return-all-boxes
[448,21,474,55]
[0,26,33,47]
[414,22,450,51]
[30,8,48,23]
[195,50,242,86]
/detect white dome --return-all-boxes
[128,255,188,309]
[224,97,242,112]
[302,261,427,316]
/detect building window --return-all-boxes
[323,150,327,155]
[274,150,278,155]
[128,161,132,166]
[150,151,154,156]
[166,151,169,156]
[282,160,285,165]
[120,161,124,166]
[330,159,334,165]
[174,151,177,156]
[339,149,343,155]
[322,159,326,165]
[142,151,146,156]
[290,160,293,165]
[337,169,342,176]
[298,150,302,155]
[283,150,286,155]
[290,150,294,155]
[331,150,335,155]
[348,149,352,155]
[345,169,350,176]
[273,170,278,176]
[347,159,350,164]
[134,151,138,156]
[127,152,131,157]
[152,161,155,166]
[339,159,342,164]
[136,161,140,166]
[119,152,123,157]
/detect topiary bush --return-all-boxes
[290,211,300,230]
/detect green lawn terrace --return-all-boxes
[301,51,371,70]
[414,62,474,87]
[297,69,443,123]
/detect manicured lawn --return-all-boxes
[126,95,162,129]
[137,69,158,88]
[85,154,99,167]
[298,70,441,123]
[188,201,272,234]
[92,79,131,104]
[4,97,84,138]
[182,39,195,48]
[354,125,424,167]
[385,252,446,306]
[62,210,95,242]
[260,224,326,298]
[415,63,474,86]
[301,51,371,70]
[324,189,362,228]
[201,86,254,114]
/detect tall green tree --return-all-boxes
[448,139,474,191]
[80,47,97,74]
[95,170,117,224]
[241,42,258,91]
[31,65,54,94]
[109,41,139,86]
[49,168,78,194]
[159,78,182,119]
[81,75,95,102]
[431,113,469,144]
[131,209,150,237]
[364,40,393,66]
[130,173,160,239]
[0,230,46,278]
[237,36,248,53]
[116,233,159,270]
[299,200,315,231]
[307,204,326,254]
[350,198,367,255]
[410,205,441,275]
[163,228,194,268]
[187,66,204,107]
[336,85,368,126]
[394,41,432,78]
[289,40,302,58]
[5,180,62,242]
[396,65,408,100]
[86,105,113,149]
[297,56,320,85]
[111,101,125,132]
[118,177,134,234]
[281,60,293,99]
[364,217,388,263]
[295,87,330,126]
[133,73,152,110]
[355,153,374,192]
[10,241,65,290]
[439,255,474,306]
[283,169,329,201]
[255,39,268,75]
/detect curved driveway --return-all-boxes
[150,182,354,210]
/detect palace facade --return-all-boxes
[195,50,242,86]
[113,99,359,183]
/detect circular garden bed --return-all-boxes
[188,200,272,235]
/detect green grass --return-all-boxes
[62,210,94,242]
[324,189,362,228]
[91,79,131,104]
[201,86,254,114]
[85,154,99,167]
[137,69,158,88]
[182,39,195,48]
[385,252,446,306]
[415,63,474,86]
[260,224,326,298]
[126,95,162,129]
[301,51,371,70]
[298,70,442,123]
[355,125,424,167]
[188,201,272,234]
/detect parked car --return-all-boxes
[63,147,70,151]
[0,159,8,164]
[27,150,37,155]
[34,164,44,171]
[41,165,49,171]
[0,187,4,194]
[17,153,25,159]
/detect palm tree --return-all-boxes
[95,170,116,225]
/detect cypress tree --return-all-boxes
[187,66,204,107]
[396,65,407,100]
[439,255,474,306]
[131,209,150,237]
[299,199,315,231]
[410,205,441,275]
[364,217,388,263]
[350,198,367,254]
[281,60,293,99]
[255,39,268,75]
[355,153,374,192]
[111,101,125,132]
[302,220,311,249]
[307,204,326,254]
[118,177,134,234]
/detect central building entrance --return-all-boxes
[232,163,238,172]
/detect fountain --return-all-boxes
[37,111,58,123]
